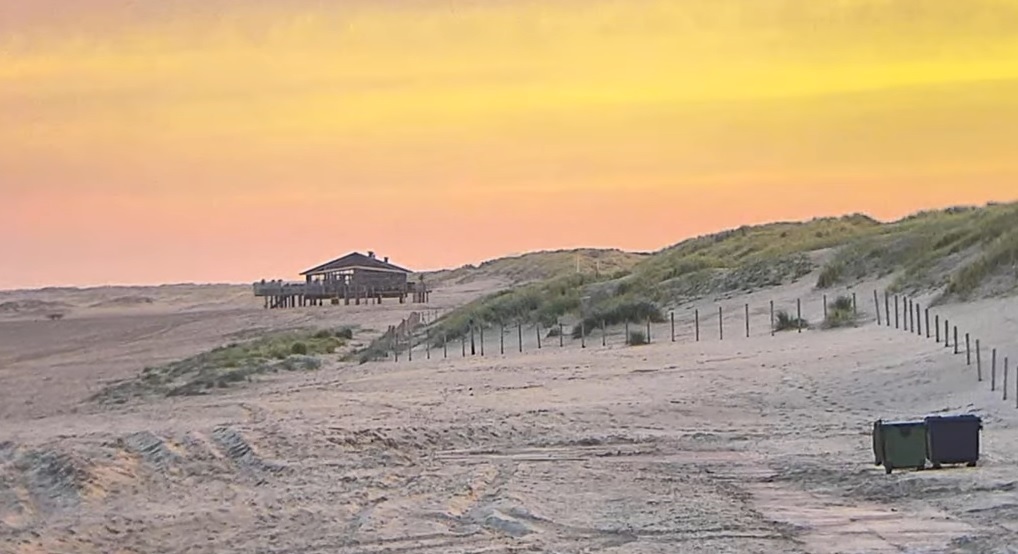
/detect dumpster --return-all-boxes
[872,420,884,466]
[924,414,982,469]
[874,419,927,474]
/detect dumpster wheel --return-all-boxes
[966,461,977,467]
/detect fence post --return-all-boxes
[470,324,476,356]
[500,323,505,355]
[646,317,652,343]
[771,300,776,335]
[852,292,857,316]
[944,319,950,348]
[394,335,400,363]
[823,294,828,320]
[966,333,971,365]
[671,311,675,342]
[797,298,802,333]
[953,326,958,355]
[925,308,930,338]
[581,321,586,349]
[480,326,485,356]
[935,315,941,342]
[907,298,914,332]
[625,321,630,345]
[719,306,724,341]
[913,302,920,335]
[427,329,431,360]
[408,335,413,362]
[462,334,466,357]
[602,319,606,347]
[976,340,982,381]
[1004,357,1009,402]
[443,333,448,358]
[559,323,564,347]
[894,294,899,329]
[884,291,890,327]
[873,290,881,325]
[992,348,997,391]
[695,309,700,342]
[537,323,542,349]
[745,303,750,338]
[518,323,523,353]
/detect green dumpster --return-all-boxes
[873,419,927,474]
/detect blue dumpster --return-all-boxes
[924,414,982,469]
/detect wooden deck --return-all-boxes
[252,280,429,308]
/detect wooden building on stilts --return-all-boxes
[253,251,430,309]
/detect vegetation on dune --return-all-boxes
[626,329,648,346]
[93,327,354,402]
[774,310,808,332]
[424,248,647,287]
[822,295,859,329]
[420,202,1017,344]
[815,202,1018,302]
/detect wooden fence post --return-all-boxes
[470,324,476,356]
[771,300,776,335]
[500,323,505,355]
[426,329,431,360]
[884,291,890,327]
[953,326,958,355]
[852,292,857,316]
[408,335,413,362]
[823,294,828,320]
[992,348,997,391]
[966,333,971,365]
[601,319,606,347]
[625,321,630,345]
[894,294,899,329]
[394,335,400,363]
[944,319,950,348]
[1004,357,1009,402]
[559,323,564,347]
[745,303,750,338]
[443,333,448,359]
[797,299,802,333]
[480,326,485,356]
[976,339,982,381]
[719,306,724,340]
[646,317,652,343]
[581,321,586,349]
[907,298,914,332]
[670,311,675,342]
[925,308,930,338]
[462,334,466,357]
[874,290,881,325]
[935,315,941,342]
[518,323,523,353]
[695,309,700,342]
[536,323,542,349]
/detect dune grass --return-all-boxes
[822,295,859,329]
[93,327,353,402]
[417,202,1015,351]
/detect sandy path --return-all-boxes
[2,281,1017,553]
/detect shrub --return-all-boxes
[627,330,648,346]
[774,310,807,332]
[335,327,354,340]
[823,295,858,329]
[290,342,309,355]
[571,298,666,338]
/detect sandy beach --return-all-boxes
[1,277,1017,553]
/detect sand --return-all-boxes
[1,277,1017,553]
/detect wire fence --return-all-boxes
[385,289,1015,408]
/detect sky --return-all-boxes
[2,0,1018,288]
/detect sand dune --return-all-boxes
[1,277,1017,553]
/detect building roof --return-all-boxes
[300,252,412,276]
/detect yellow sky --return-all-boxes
[2,0,1018,287]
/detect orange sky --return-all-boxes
[2,0,1018,288]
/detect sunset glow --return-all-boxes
[3,0,1018,288]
